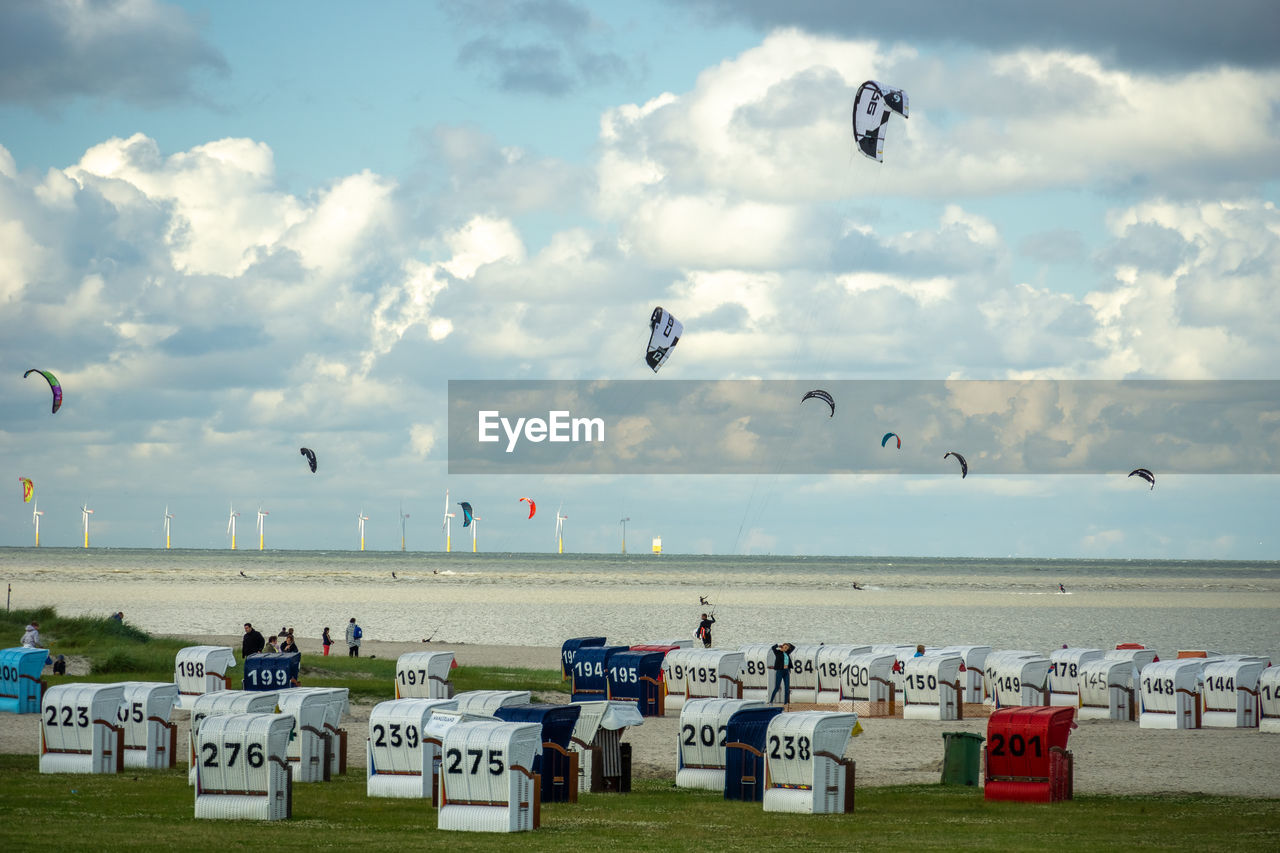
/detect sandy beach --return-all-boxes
[3,632,1277,798]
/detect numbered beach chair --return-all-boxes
[815,645,870,704]
[986,652,1051,707]
[838,652,897,715]
[1200,658,1266,728]
[174,646,236,709]
[569,699,643,793]
[938,645,992,704]
[761,711,859,814]
[438,720,543,833]
[901,654,964,720]
[675,698,763,790]
[984,706,1075,803]
[785,644,825,704]
[570,645,628,702]
[188,690,280,784]
[194,713,295,821]
[1104,646,1159,675]
[1259,667,1280,733]
[367,697,458,799]
[737,644,777,702]
[723,704,784,802]
[560,637,606,681]
[1048,648,1104,706]
[112,681,180,768]
[1075,658,1139,722]
[495,702,583,803]
[607,650,666,717]
[276,689,334,782]
[1138,659,1205,729]
[0,646,48,713]
[242,652,300,691]
[395,651,455,699]
[39,683,125,774]
[663,648,745,713]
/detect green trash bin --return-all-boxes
[941,731,985,786]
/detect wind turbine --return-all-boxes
[32,500,43,548]
[257,506,269,551]
[164,506,174,549]
[442,489,455,553]
[620,516,630,554]
[227,503,239,550]
[555,503,568,555]
[358,510,369,551]
[400,502,410,552]
[470,509,482,553]
[81,502,94,549]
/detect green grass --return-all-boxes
[3,608,1278,850]
[0,762,1276,852]
[1,608,569,701]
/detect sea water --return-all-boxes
[2,548,1276,661]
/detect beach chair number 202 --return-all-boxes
[682,723,727,748]
[445,747,505,776]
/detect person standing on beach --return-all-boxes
[346,618,362,657]
[322,627,332,657]
[242,623,265,659]
[21,620,43,649]
[696,613,716,648]
[768,642,793,704]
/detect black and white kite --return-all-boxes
[944,451,968,478]
[646,306,683,372]
[1128,468,1155,490]
[801,389,835,417]
[852,80,909,163]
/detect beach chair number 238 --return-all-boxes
[768,734,812,761]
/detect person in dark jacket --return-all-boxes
[695,613,716,648]
[768,643,793,704]
[242,623,265,659]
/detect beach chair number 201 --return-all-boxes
[988,733,1042,758]
[767,734,812,761]
[445,747,505,775]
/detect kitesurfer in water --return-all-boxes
[1059,583,1066,593]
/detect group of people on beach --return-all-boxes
[241,618,363,659]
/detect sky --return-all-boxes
[1,0,1278,557]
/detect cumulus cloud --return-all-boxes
[0,0,227,106]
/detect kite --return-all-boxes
[944,451,968,478]
[519,497,536,519]
[852,80,909,163]
[881,432,901,449]
[645,306,683,372]
[18,477,33,503]
[24,369,62,414]
[1128,468,1155,490]
[300,447,317,473]
[459,501,474,527]
[801,389,835,417]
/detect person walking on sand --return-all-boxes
[322,627,332,657]
[346,617,363,657]
[768,642,793,704]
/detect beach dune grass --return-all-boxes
[0,758,1276,852]
[0,609,567,700]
